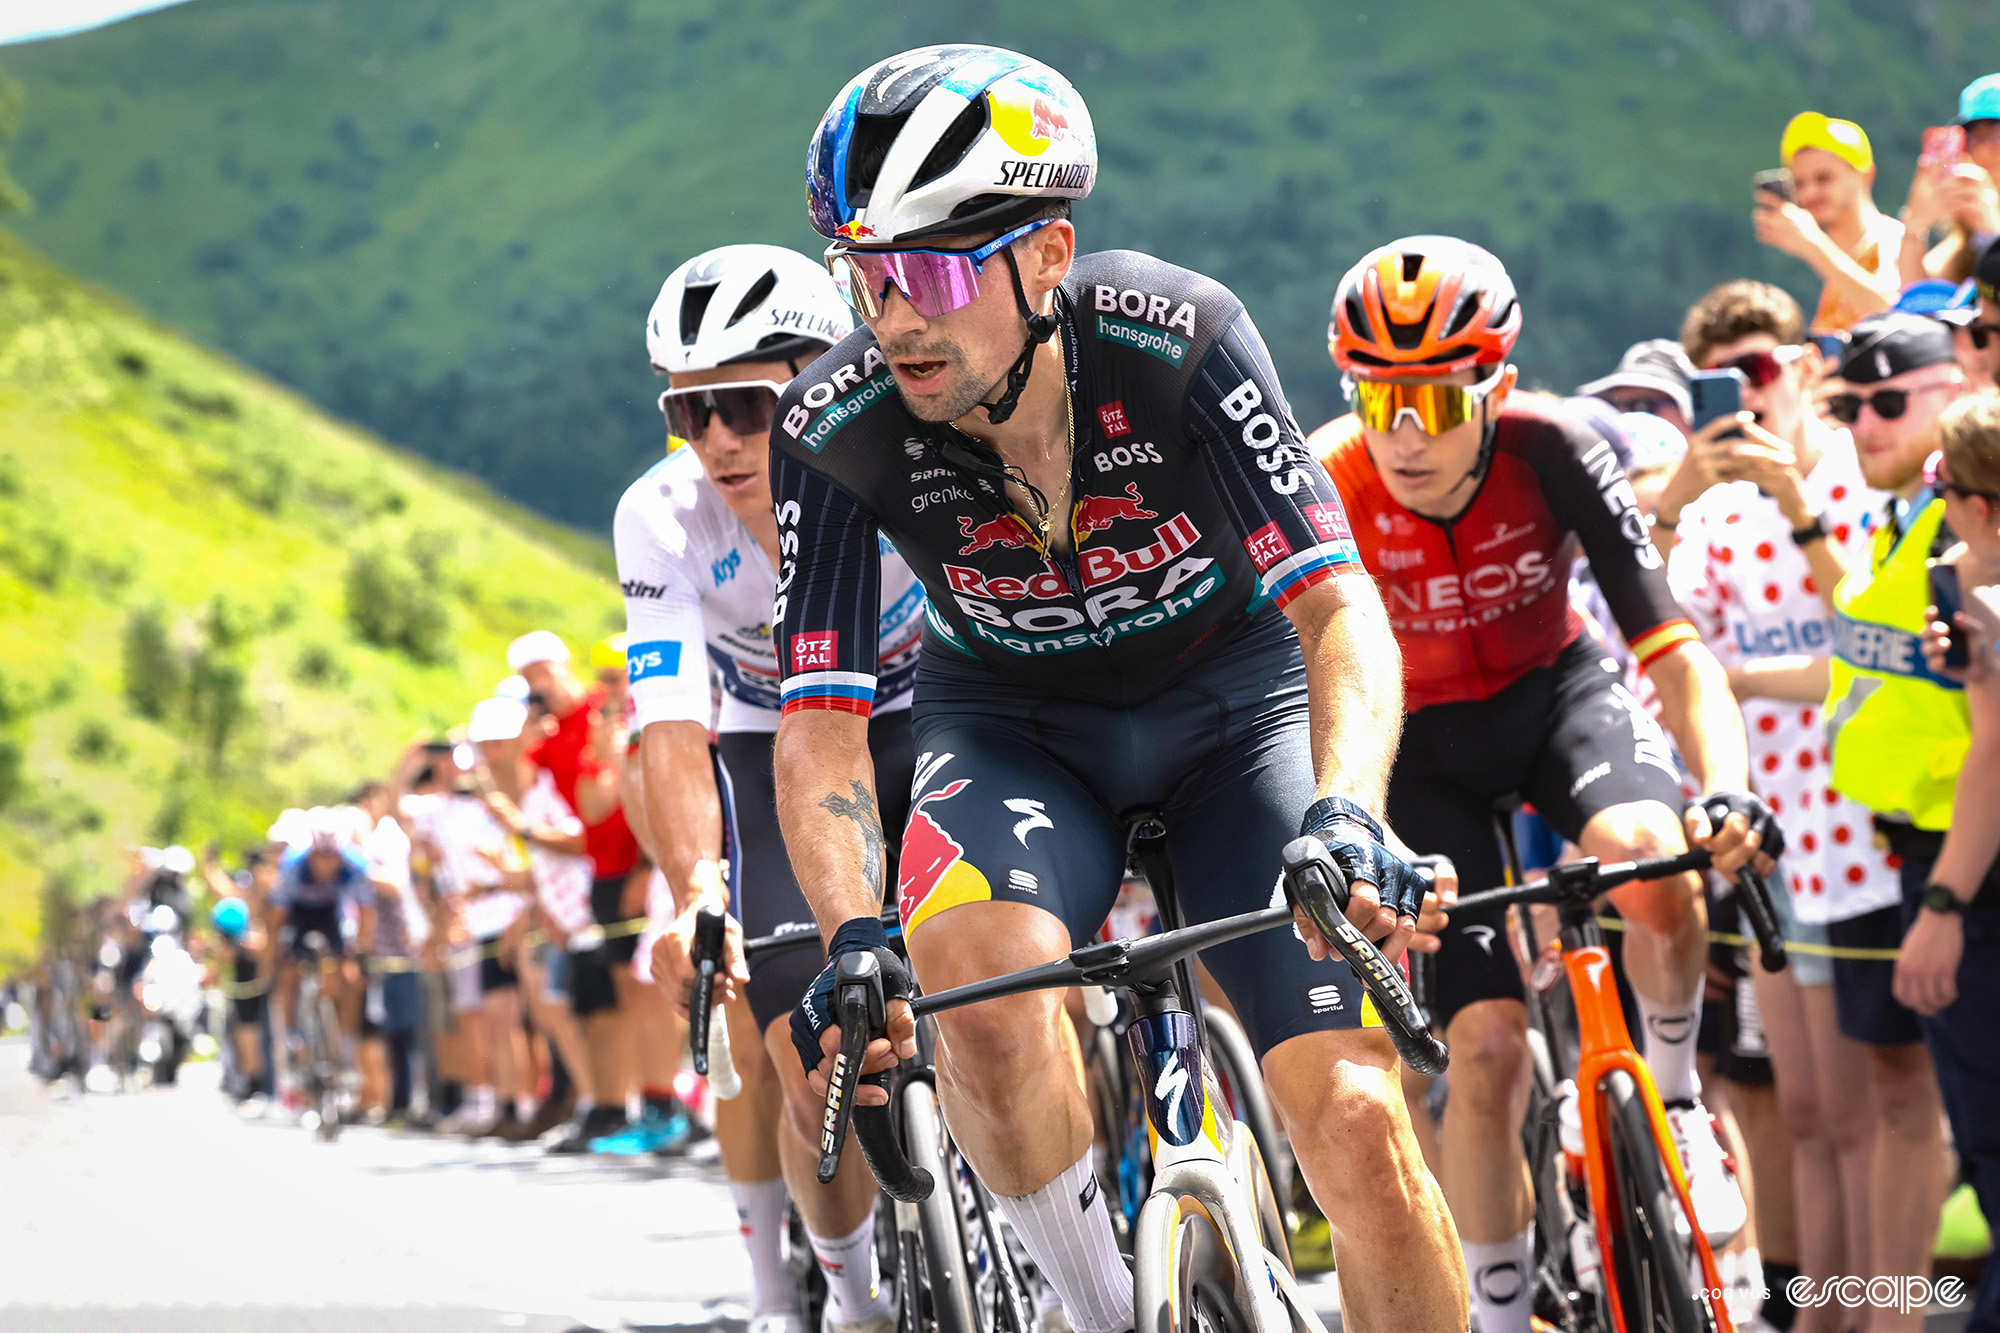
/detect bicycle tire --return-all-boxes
[1134,1194,1253,1333]
[1522,1030,1592,1332]
[902,1079,982,1333]
[1600,1070,1718,1333]
[1201,1009,1290,1216]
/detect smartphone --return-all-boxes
[1753,167,1796,204]
[1921,125,1967,171]
[1810,331,1848,365]
[1930,561,1971,669]
[1689,368,1748,438]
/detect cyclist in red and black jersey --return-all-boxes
[1308,237,1780,1333]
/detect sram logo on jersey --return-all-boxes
[782,347,894,452]
[1580,439,1663,570]
[791,631,838,672]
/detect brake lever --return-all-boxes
[817,951,886,1185]
[1732,864,1789,974]
[690,907,725,1077]
[1281,836,1449,1077]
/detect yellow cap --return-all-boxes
[589,633,628,671]
[1780,111,1873,174]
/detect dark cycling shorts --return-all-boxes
[591,876,641,965]
[1388,633,1685,1032]
[282,903,347,960]
[719,710,916,1032]
[900,611,1374,1060]
[569,945,619,1018]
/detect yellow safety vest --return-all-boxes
[1825,496,1969,831]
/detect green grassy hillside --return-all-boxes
[0,228,621,972]
[2,1,1995,529]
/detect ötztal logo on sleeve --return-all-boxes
[791,632,839,673]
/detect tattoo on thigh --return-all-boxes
[818,781,885,903]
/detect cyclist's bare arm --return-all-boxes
[774,708,917,1089]
[640,719,747,1011]
[1283,570,1418,955]
[1639,642,1766,871]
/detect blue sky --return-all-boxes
[1,0,193,46]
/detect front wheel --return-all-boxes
[1134,1194,1252,1333]
[1600,1069,1719,1333]
[901,1079,981,1333]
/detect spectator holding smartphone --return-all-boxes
[1898,74,2000,287]
[1908,392,2000,1333]
[1663,281,1898,1328]
[1757,113,1902,333]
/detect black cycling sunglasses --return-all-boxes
[657,380,783,442]
[1964,321,2000,351]
[1825,385,1939,424]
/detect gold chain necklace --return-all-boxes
[1034,377,1076,550]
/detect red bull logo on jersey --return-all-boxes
[1070,483,1157,545]
[898,776,992,936]
[1079,512,1199,590]
[957,512,1037,555]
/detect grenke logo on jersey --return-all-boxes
[941,490,1224,656]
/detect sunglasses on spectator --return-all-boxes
[1705,344,1805,387]
[1929,450,2000,501]
[825,220,1053,321]
[1825,380,1955,425]
[1961,322,2000,351]
[657,380,784,442]
[1608,395,1676,417]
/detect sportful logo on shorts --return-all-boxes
[626,640,683,682]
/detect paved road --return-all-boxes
[1,1036,1977,1333]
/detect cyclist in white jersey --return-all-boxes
[617,244,923,1333]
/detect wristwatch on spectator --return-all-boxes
[1920,882,1969,916]
[1791,514,1828,547]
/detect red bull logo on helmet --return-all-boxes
[836,220,877,240]
[989,84,1070,158]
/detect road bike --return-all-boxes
[692,908,1038,1333]
[819,827,1446,1333]
[291,933,350,1141]
[1451,839,1787,1333]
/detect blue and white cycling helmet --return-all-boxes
[211,897,250,940]
[807,44,1096,246]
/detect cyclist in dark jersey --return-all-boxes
[774,45,1465,1333]
[1308,236,1780,1333]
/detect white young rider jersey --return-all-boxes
[614,445,925,735]
[1667,429,1902,926]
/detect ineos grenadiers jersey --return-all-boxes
[769,251,1365,713]
[1311,399,1698,712]
[615,446,925,734]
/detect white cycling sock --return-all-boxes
[514,1095,534,1121]
[1632,989,1700,1104]
[807,1213,893,1324]
[729,1178,796,1318]
[1463,1228,1533,1333]
[992,1149,1131,1333]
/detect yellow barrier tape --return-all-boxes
[1589,915,1902,960]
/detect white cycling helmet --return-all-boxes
[646,244,852,375]
[807,44,1096,245]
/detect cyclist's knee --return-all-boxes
[1268,1044,1421,1205]
[1442,1004,1531,1107]
[933,990,1066,1101]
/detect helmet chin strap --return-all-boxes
[976,247,1060,426]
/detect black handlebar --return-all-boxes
[1279,837,1450,1076]
[688,907,727,1077]
[1452,849,1789,974]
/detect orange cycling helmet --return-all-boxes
[1330,235,1521,377]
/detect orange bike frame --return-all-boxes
[1562,941,1730,1333]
